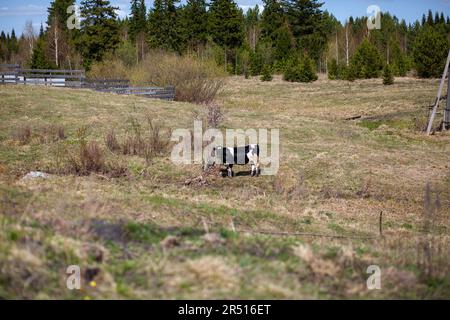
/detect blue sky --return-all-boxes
[0,0,449,35]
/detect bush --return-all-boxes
[11,125,32,145]
[383,65,394,85]
[87,55,129,80]
[260,64,273,81]
[131,50,225,104]
[283,55,318,83]
[64,127,127,177]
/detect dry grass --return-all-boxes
[0,77,449,299]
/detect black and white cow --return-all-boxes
[206,144,260,177]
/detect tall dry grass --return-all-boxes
[131,50,226,104]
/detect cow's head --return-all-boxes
[203,146,223,171]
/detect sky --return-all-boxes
[0,0,449,35]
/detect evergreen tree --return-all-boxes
[78,0,120,68]
[284,0,326,61]
[208,0,243,50]
[208,0,243,68]
[260,64,273,81]
[260,0,284,41]
[183,0,208,50]
[328,58,338,80]
[30,35,54,69]
[129,0,147,42]
[148,0,184,52]
[413,25,449,78]
[283,54,318,82]
[273,23,295,61]
[350,39,383,79]
[383,64,394,85]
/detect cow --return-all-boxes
[205,144,260,178]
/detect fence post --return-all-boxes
[445,69,450,130]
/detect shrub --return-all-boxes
[383,65,394,85]
[11,125,32,145]
[283,55,318,83]
[87,56,129,80]
[131,50,225,104]
[65,127,127,177]
[37,124,66,143]
[260,64,273,81]
[120,116,172,164]
[105,129,120,152]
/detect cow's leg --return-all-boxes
[227,165,233,178]
[251,164,256,177]
[255,157,261,176]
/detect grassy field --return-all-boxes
[0,76,449,299]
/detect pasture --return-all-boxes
[0,76,449,299]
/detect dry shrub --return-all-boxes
[11,124,66,145]
[67,140,105,175]
[105,129,120,152]
[36,124,66,143]
[119,116,172,164]
[131,50,225,104]
[12,125,32,145]
[205,102,224,128]
[87,56,128,80]
[416,184,447,280]
[64,127,127,177]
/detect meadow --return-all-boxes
[0,76,449,299]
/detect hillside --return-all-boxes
[0,77,449,299]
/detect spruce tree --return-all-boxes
[350,39,383,79]
[283,54,318,83]
[284,0,326,61]
[183,0,208,50]
[129,0,147,42]
[260,64,273,81]
[78,0,120,68]
[260,0,284,42]
[413,25,449,78]
[148,0,184,52]
[383,64,394,85]
[208,0,243,53]
[328,58,338,80]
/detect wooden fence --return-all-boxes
[0,64,175,101]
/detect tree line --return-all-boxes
[0,0,449,81]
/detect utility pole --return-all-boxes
[427,49,450,135]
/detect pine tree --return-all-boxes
[30,35,54,69]
[284,0,326,61]
[148,0,184,52]
[273,23,294,61]
[260,0,284,42]
[283,54,318,83]
[129,0,147,42]
[328,58,338,80]
[183,0,208,50]
[208,0,243,50]
[383,64,394,85]
[413,25,449,78]
[350,39,383,79]
[260,64,273,81]
[208,0,243,70]
[78,0,120,68]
